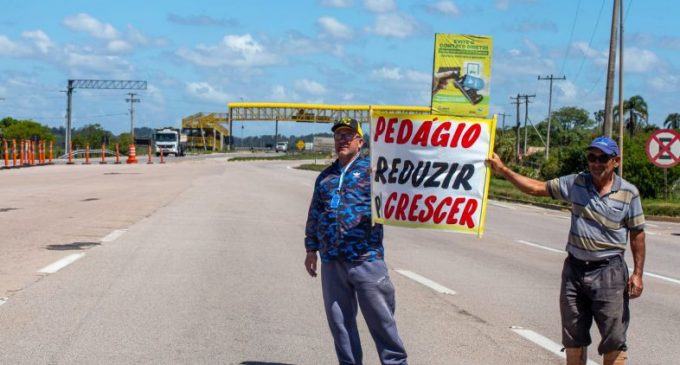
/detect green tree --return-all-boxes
[71,124,114,149]
[551,106,595,148]
[0,118,55,141]
[664,113,680,129]
[622,95,648,136]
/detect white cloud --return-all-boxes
[496,0,510,10]
[372,66,402,80]
[404,69,431,83]
[371,67,430,84]
[648,74,680,93]
[317,17,353,40]
[295,79,327,95]
[372,14,418,38]
[270,85,300,101]
[364,0,396,12]
[64,52,132,75]
[342,93,355,101]
[555,80,578,102]
[571,42,607,66]
[107,39,133,53]
[22,30,54,54]
[185,82,232,103]
[0,35,32,56]
[320,0,354,7]
[63,13,119,40]
[625,47,660,73]
[428,1,460,17]
[177,34,282,67]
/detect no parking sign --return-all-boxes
[645,129,680,168]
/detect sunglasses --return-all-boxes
[586,153,614,163]
[334,133,360,142]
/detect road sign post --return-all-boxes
[645,129,680,199]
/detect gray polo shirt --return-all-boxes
[547,172,645,261]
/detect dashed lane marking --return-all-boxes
[516,240,680,286]
[38,253,85,274]
[516,240,564,254]
[488,201,516,210]
[0,298,6,306]
[394,269,456,295]
[631,268,680,286]
[511,326,599,365]
[101,229,127,243]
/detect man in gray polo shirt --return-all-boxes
[487,136,645,365]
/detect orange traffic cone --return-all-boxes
[126,144,138,164]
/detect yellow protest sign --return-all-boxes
[431,34,493,118]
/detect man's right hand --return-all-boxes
[304,251,318,277]
[486,153,506,175]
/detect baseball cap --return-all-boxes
[587,136,619,156]
[331,117,363,138]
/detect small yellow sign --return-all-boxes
[296,139,305,151]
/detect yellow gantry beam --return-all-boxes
[226,102,431,124]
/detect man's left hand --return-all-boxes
[628,273,644,299]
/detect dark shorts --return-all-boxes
[560,254,629,354]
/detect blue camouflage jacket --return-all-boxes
[305,155,384,263]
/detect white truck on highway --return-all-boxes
[153,127,187,157]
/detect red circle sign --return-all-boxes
[645,129,680,168]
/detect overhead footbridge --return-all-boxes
[182,103,431,151]
[224,102,431,150]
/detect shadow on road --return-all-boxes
[240,362,295,365]
[45,241,101,250]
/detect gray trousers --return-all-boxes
[560,254,630,354]
[321,259,408,365]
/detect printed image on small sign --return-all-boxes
[370,112,496,237]
[431,34,493,118]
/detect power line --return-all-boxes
[573,0,606,83]
[560,0,582,76]
[538,74,566,159]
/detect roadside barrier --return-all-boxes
[19,140,24,167]
[67,141,74,164]
[48,141,53,164]
[126,144,138,164]
[3,140,8,168]
[12,139,17,167]
[146,145,153,164]
[83,144,91,165]
[100,143,107,164]
[115,144,121,164]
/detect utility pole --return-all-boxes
[603,0,620,137]
[65,80,74,152]
[617,1,624,176]
[510,95,522,161]
[126,93,140,140]
[497,112,511,131]
[538,74,566,159]
[520,94,536,156]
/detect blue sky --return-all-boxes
[1,0,678,137]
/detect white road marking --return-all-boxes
[38,253,85,274]
[394,269,456,295]
[511,326,599,365]
[516,240,564,254]
[518,239,680,286]
[646,223,659,228]
[0,298,6,306]
[101,229,127,243]
[628,268,680,285]
[488,201,516,210]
